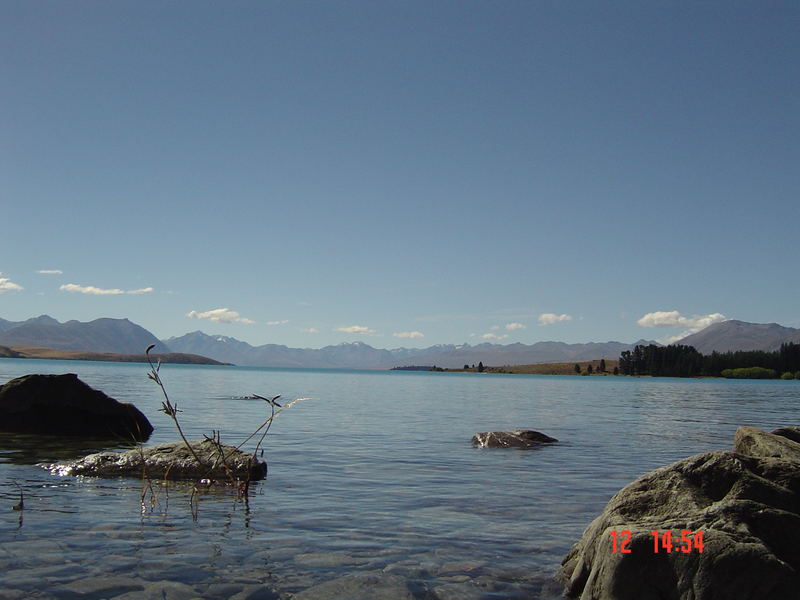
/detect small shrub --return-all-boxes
[781,372,795,380]
[720,367,777,379]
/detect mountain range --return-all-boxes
[1,315,798,370]
[676,320,800,354]
[0,315,168,354]
[163,331,654,369]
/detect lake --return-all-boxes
[1,359,798,599]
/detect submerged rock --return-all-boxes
[291,572,421,600]
[560,425,800,600]
[0,373,152,441]
[49,439,267,481]
[471,430,558,448]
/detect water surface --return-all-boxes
[1,359,797,599]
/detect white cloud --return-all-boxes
[637,310,727,343]
[393,331,424,339]
[60,283,124,295]
[482,333,509,340]
[0,277,23,292]
[636,310,726,329]
[37,269,63,275]
[505,322,527,331]
[538,313,572,326]
[301,327,319,333]
[335,325,377,335]
[60,283,154,295]
[187,308,255,324]
[266,320,289,326]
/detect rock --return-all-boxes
[228,586,282,600]
[49,439,267,481]
[733,425,800,460]
[292,552,367,568]
[59,575,145,598]
[560,426,800,600]
[769,425,800,445]
[471,430,558,448]
[0,373,152,441]
[292,573,422,600]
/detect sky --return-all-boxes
[2,1,798,349]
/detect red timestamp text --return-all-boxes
[609,529,704,554]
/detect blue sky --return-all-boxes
[2,1,798,349]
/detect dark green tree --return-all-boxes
[617,342,799,378]
[619,351,632,375]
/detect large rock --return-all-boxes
[0,373,152,441]
[472,430,558,448]
[734,425,800,458]
[49,439,267,481]
[560,426,800,600]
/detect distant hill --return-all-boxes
[0,315,171,355]
[677,320,800,354]
[165,330,653,369]
[396,340,656,370]
[0,315,60,332]
[165,332,402,368]
[162,331,254,365]
[5,313,797,370]
[0,345,226,365]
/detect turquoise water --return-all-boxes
[1,359,798,599]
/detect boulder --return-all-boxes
[471,430,558,448]
[560,426,800,600]
[733,424,800,459]
[0,373,152,441]
[770,425,800,444]
[49,439,267,481]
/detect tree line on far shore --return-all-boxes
[618,342,800,379]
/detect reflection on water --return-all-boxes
[0,432,138,466]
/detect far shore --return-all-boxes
[447,359,620,375]
[0,345,229,366]
[394,360,620,375]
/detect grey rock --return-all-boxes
[113,581,203,600]
[0,373,152,440]
[733,425,800,460]
[770,425,800,445]
[0,590,33,600]
[292,573,420,600]
[59,575,145,597]
[228,585,282,600]
[471,430,558,448]
[432,582,486,600]
[140,580,200,600]
[292,552,367,568]
[436,560,485,575]
[202,583,247,598]
[561,426,800,600]
[49,439,267,481]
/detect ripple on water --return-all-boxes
[1,362,798,598]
